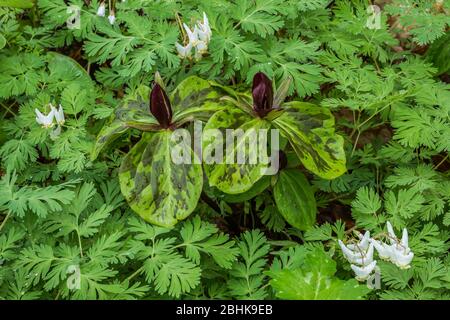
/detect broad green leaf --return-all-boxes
[119,131,202,227]
[273,169,316,230]
[219,175,271,203]
[91,98,159,161]
[202,108,272,194]
[46,52,91,87]
[273,101,346,179]
[267,248,370,300]
[171,76,228,123]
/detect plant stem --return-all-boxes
[434,154,449,170]
[0,211,11,232]
[125,266,144,282]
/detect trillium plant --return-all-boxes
[92,75,229,227]
[202,71,346,195]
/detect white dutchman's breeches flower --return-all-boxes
[35,108,55,128]
[351,260,377,281]
[339,231,376,281]
[177,13,212,60]
[51,104,65,125]
[97,2,106,17]
[339,224,414,281]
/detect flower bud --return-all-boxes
[150,84,172,128]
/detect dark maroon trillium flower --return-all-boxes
[252,72,274,118]
[150,83,172,128]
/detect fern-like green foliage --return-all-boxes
[0,0,449,301]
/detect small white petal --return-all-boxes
[351,261,377,281]
[183,23,198,44]
[50,125,61,140]
[195,40,207,53]
[97,3,106,17]
[175,42,192,58]
[338,240,364,264]
[401,228,409,248]
[386,221,397,244]
[370,239,392,260]
[358,231,371,250]
[108,14,115,25]
[391,248,414,269]
[35,108,54,128]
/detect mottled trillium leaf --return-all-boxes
[202,108,272,194]
[91,98,159,161]
[171,76,228,123]
[272,101,346,179]
[119,131,203,227]
[273,169,316,230]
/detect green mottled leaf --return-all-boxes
[273,101,346,179]
[171,76,228,123]
[273,169,316,230]
[267,248,370,300]
[203,108,272,194]
[119,131,202,227]
[219,175,271,203]
[91,98,160,161]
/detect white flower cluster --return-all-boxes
[339,222,414,281]
[97,1,115,25]
[176,12,212,60]
[35,104,65,139]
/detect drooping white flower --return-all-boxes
[351,261,377,281]
[195,40,208,54]
[375,221,414,269]
[183,23,199,46]
[175,42,192,58]
[97,2,106,17]
[108,11,116,25]
[339,240,374,266]
[50,125,62,140]
[51,104,65,125]
[391,246,414,269]
[347,231,371,251]
[35,108,55,128]
[197,12,212,43]
[370,239,392,261]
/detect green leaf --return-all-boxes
[216,175,271,203]
[273,169,316,230]
[427,31,450,75]
[273,101,346,179]
[228,230,270,299]
[0,33,6,50]
[0,0,34,8]
[179,216,238,269]
[202,108,272,194]
[119,131,203,227]
[170,76,228,123]
[267,248,370,299]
